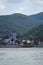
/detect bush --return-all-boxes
[23,41,28,47]
[0,41,7,45]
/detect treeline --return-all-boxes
[21,24,43,42]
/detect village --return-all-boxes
[0,31,43,48]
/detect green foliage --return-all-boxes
[0,13,43,35]
[0,34,5,39]
[4,35,9,39]
[23,41,28,47]
[0,41,7,45]
[22,24,43,41]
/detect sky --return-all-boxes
[0,0,43,15]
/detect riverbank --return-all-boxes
[0,45,43,48]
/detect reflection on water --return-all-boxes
[0,48,43,65]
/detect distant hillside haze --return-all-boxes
[0,12,43,35]
[29,12,43,20]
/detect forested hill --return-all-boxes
[22,24,43,41]
[0,12,43,35]
[29,12,43,20]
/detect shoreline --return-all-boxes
[0,45,43,48]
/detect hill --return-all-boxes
[22,24,43,41]
[0,12,43,35]
[29,12,43,20]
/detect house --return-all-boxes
[4,31,17,45]
[27,40,34,45]
[22,40,26,43]
[27,40,34,43]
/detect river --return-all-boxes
[0,48,43,65]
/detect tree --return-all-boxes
[23,41,28,47]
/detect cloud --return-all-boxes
[38,0,43,4]
[0,0,43,15]
[32,0,43,4]
[0,3,5,10]
[7,0,22,3]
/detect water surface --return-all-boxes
[0,48,43,65]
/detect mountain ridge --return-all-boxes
[0,12,43,35]
[29,12,43,20]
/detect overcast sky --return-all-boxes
[0,0,43,15]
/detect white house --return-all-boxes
[4,31,17,45]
